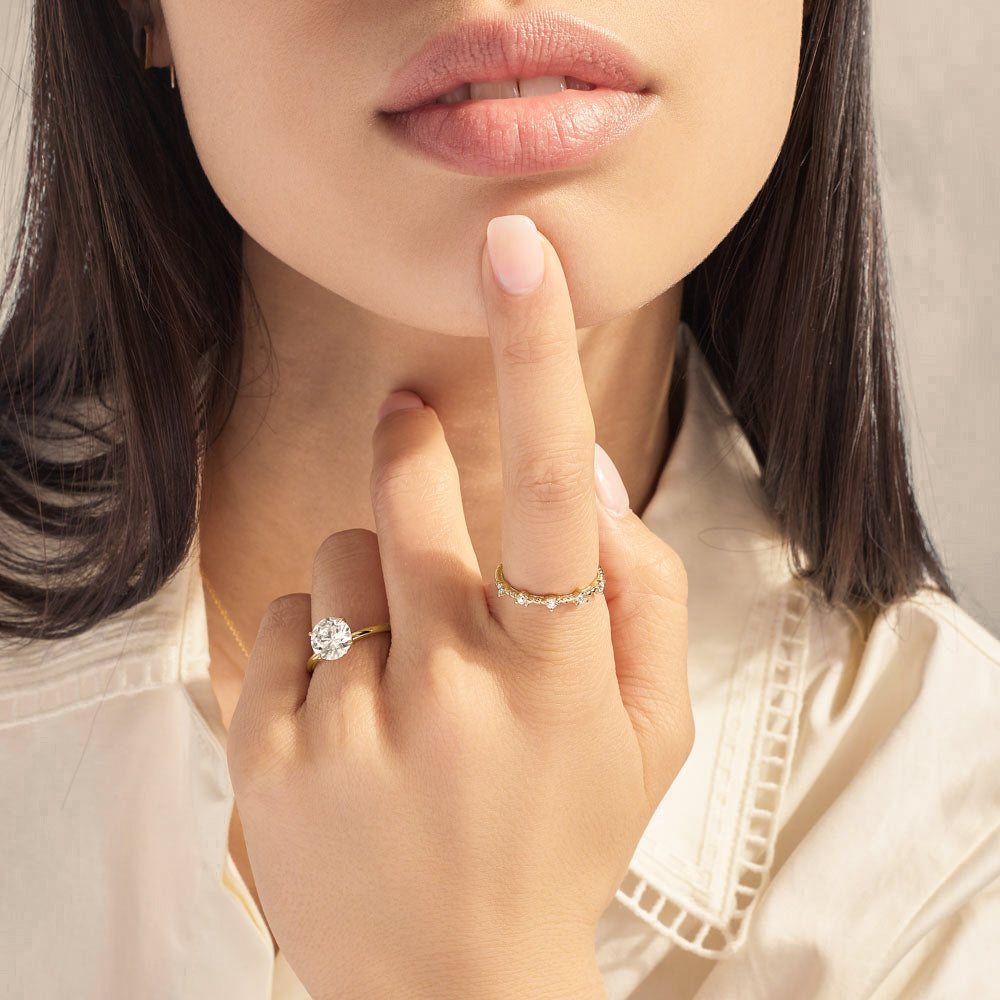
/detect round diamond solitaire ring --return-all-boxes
[307,617,392,672]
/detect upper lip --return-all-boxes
[379,10,651,113]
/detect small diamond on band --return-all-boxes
[493,563,605,609]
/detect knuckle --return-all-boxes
[500,327,568,368]
[640,546,688,605]
[259,593,308,638]
[510,446,592,513]
[313,528,379,578]
[371,455,453,512]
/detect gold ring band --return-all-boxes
[494,562,605,610]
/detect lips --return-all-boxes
[379,10,651,115]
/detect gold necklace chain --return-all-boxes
[201,571,251,660]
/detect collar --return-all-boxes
[0,321,815,972]
[614,322,811,957]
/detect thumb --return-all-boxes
[593,442,695,803]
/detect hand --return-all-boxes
[226,215,693,1000]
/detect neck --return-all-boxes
[197,234,684,673]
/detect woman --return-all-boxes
[1,0,998,997]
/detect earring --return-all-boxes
[143,23,176,89]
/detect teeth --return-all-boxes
[518,75,568,98]
[436,83,473,104]
[435,75,595,104]
[469,79,523,101]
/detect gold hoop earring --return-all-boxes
[143,24,176,89]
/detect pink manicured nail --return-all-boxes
[486,215,545,295]
[377,390,424,423]
[594,443,630,517]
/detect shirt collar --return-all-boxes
[616,321,811,957]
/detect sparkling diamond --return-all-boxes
[545,597,558,610]
[575,593,588,605]
[309,616,354,660]
[496,581,503,594]
[515,593,528,605]
[598,579,605,593]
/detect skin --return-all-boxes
[140,0,806,672]
[229,233,697,999]
[136,0,804,992]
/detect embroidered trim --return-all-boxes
[0,618,177,728]
[613,581,810,958]
[0,565,192,727]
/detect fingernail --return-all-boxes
[377,390,424,423]
[594,443,630,517]
[486,215,545,295]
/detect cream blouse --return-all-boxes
[2,324,998,999]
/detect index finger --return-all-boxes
[481,215,602,640]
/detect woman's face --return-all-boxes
[158,1,804,337]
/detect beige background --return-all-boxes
[2,2,997,635]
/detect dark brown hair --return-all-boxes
[0,0,954,642]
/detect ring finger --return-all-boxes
[481,217,605,652]
[304,527,390,738]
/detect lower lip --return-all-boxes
[381,88,656,176]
